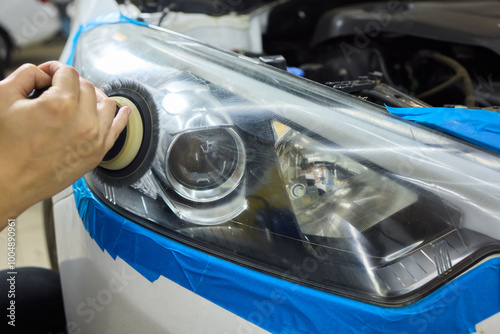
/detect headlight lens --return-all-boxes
[166,127,246,202]
[75,23,500,306]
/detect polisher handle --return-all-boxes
[28,87,50,99]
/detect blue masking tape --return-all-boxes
[386,105,500,154]
[287,67,305,77]
[74,178,500,334]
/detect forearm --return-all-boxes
[0,197,24,232]
[0,157,82,232]
[0,166,31,231]
[0,154,61,231]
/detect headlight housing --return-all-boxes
[74,22,500,306]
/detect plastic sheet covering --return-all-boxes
[386,106,500,154]
[66,12,148,66]
[73,178,500,334]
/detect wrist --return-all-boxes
[0,165,31,231]
[0,206,22,232]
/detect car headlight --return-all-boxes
[74,22,500,306]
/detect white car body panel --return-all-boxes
[53,189,270,334]
[475,312,500,334]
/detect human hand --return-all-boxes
[0,61,130,228]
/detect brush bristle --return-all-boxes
[93,79,159,188]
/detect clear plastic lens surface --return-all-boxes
[76,23,500,306]
[165,127,246,202]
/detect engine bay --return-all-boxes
[128,0,500,110]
